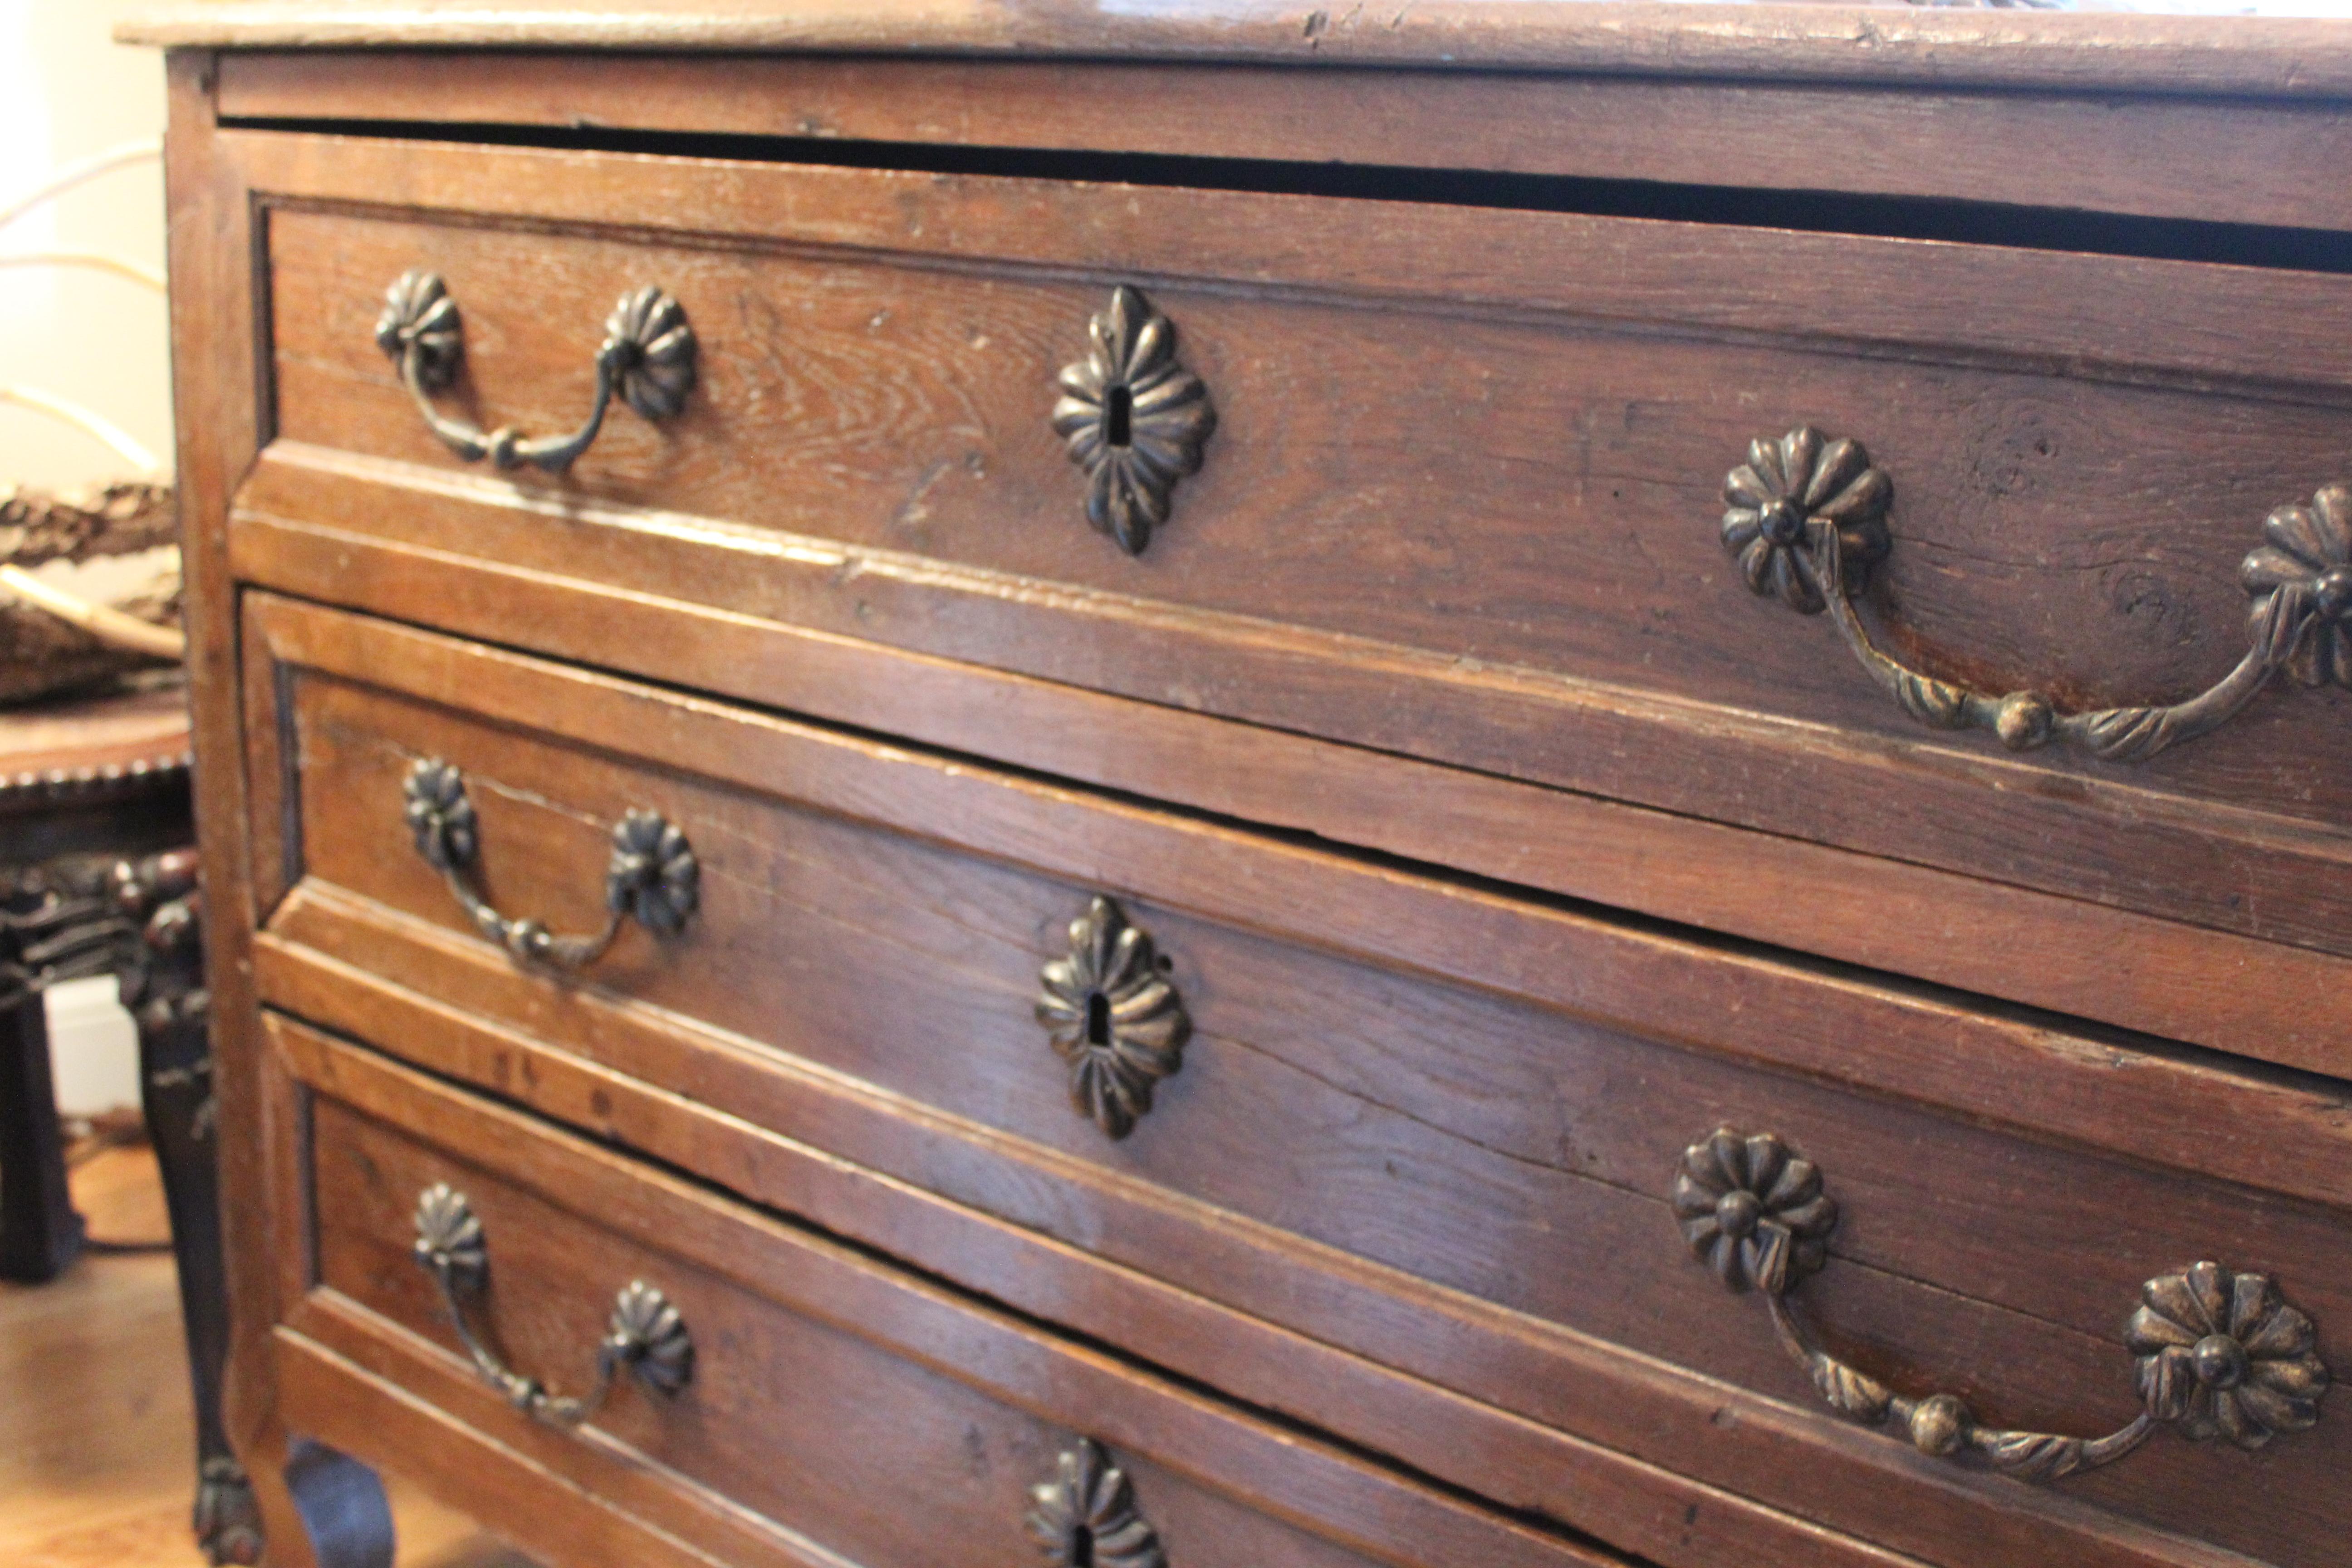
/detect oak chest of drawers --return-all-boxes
[123,5,2352,1565]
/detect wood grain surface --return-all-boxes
[156,49,343,1568]
[243,593,2352,1204]
[116,1,2352,101]
[244,593,2352,1566]
[282,1023,1621,1568]
[230,459,2352,1073]
[212,50,2352,235]
[159,43,2352,1568]
[259,938,2242,1568]
[232,132,2352,979]
[0,684,191,780]
[237,131,2352,398]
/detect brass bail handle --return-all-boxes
[401,758,699,969]
[1675,1126,2328,1481]
[1720,426,2352,762]
[373,269,696,474]
[412,1183,694,1428]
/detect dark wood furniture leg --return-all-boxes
[0,854,131,1281]
[0,692,268,1563]
[120,850,265,1564]
[0,942,81,1281]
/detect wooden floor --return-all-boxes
[1,1140,536,1568]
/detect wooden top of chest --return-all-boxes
[113,0,2352,100]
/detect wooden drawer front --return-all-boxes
[270,1016,1601,1568]
[237,129,2352,985]
[247,595,2348,1568]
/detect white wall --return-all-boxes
[1,0,170,493]
[4,0,171,1114]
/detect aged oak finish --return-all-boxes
[122,8,2352,1568]
[205,130,2352,1050]
[277,1016,1619,1568]
[115,2,2352,98]
[235,591,2352,1563]
[223,448,2352,1069]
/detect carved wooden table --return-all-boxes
[0,682,259,1564]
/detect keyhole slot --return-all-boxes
[1105,384,1133,448]
[1085,991,1113,1048]
[1070,1527,1095,1568]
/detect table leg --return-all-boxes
[0,946,81,1282]
[119,851,264,1565]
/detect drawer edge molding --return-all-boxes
[227,450,2352,1049]
[1675,1127,2333,1482]
[1722,426,2352,764]
[221,128,2352,403]
[274,1015,1625,1568]
[254,947,2250,1568]
[242,589,2352,1187]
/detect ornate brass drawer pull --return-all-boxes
[401,759,698,968]
[1053,285,1215,556]
[374,269,696,473]
[1674,1127,2330,1480]
[1027,1438,1166,1568]
[411,1184,693,1428]
[1035,896,1189,1140]
[1719,426,2352,761]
